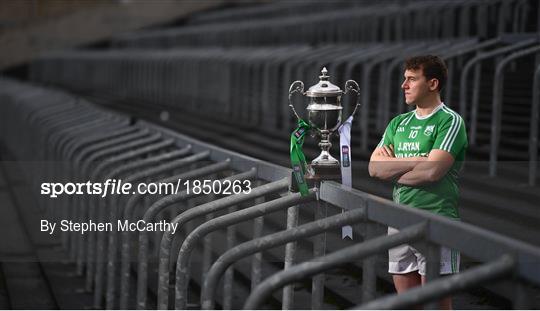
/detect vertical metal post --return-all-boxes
[537,0,540,35]
[444,59,454,106]
[251,180,265,290]
[497,0,509,36]
[513,280,535,309]
[311,200,327,309]
[489,68,504,177]
[477,1,486,38]
[282,201,299,309]
[202,212,214,282]
[223,205,237,310]
[362,221,377,303]
[184,200,196,308]
[529,66,540,186]
[470,63,482,145]
[424,241,441,310]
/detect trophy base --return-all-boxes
[305,163,342,182]
[289,164,342,193]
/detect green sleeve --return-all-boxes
[432,114,468,158]
[377,118,396,148]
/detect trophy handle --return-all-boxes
[343,80,361,118]
[288,80,304,121]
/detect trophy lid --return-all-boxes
[305,67,343,97]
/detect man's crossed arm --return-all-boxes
[368,145,454,186]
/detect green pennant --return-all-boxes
[290,119,311,196]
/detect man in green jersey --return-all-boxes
[369,55,467,309]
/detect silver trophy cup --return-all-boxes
[288,67,360,180]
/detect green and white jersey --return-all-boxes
[377,103,467,219]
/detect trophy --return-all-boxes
[288,67,360,181]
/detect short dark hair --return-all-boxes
[404,55,448,92]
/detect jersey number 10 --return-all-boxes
[408,130,418,139]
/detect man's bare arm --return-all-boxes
[368,145,427,181]
[396,149,454,186]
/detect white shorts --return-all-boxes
[388,227,460,276]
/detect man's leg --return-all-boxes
[417,247,459,310]
[392,272,422,293]
[421,275,452,309]
[388,227,421,293]
[392,272,422,309]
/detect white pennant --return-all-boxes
[338,116,353,240]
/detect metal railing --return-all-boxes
[530,64,540,186]
[459,38,537,144]
[1,78,540,310]
[244,222,428,309]
[28,39,484,151]
[489,44,540,177]
[111,0,527,48]
[187,0,363,26]
[30,33,540,185]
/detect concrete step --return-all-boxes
[0,154,100,309]
[0,265,9,309]
[0,164,58,309]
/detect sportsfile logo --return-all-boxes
[41,179,137,198]
[40,178,251,198]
